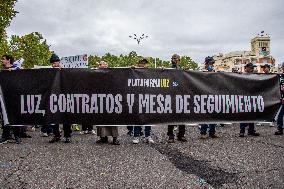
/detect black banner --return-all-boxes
[0,68,281,125]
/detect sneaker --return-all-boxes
[177,136,188,142]
[30,126,36,132]
[132,137,140,144]
[0,138,8,144]
[168,137,175,143]
[65,137,71,143]
[21,133,32,138]
[275,129,283,135]
[84,130,89,134]
[15,137,21,144]
[200,134,207,139]
[96,137,108,144]
[127,131,133,136]
[269,123,275,127]
[112,138,120,145]
[91,130,96,135]
[248,132,260,137]
[209,134,220,138]
[49,136,61,143]
[239,133,245,137]
[79,131,85,135]
[146,136,154,144]
[42,133,48,137]
[173,126,178,131]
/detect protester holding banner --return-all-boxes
[0,54,21,144]
[275,62,284,135]
[132,58,154,144]
[257,64,275,127]
[239,63,260,137]
[48,53,73,143]
[200,56,219,139]
[167,54,187,143]
[261,64,271,74]
[96,61,120,145]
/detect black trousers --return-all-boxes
[53,124,72,138]
[167,125,185,138]
[2,126,20,139]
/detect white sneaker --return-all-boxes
[42,133,48,137]
[31,126,36,132]
[84,130,89,134]
[79,131,85,135]
[132,137,140,144]
[91,130,96,135]
[173,126,178,131]
[146,136,154,144]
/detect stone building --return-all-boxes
[213,32,276,73]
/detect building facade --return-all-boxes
[213,32,275,73]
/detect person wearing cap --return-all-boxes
[199,56,219,139]
[239,62,260,137]
[167,54,187,143]
[48,53,73,143]
[261,64,271,74]
[132,58,154,144]
[275,62,284,135]
[0,54,22,144]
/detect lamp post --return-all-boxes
[129,33,148,45]
[129,33,153,67]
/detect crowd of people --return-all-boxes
[0,53,283,146]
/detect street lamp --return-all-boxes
[129,34,148,45]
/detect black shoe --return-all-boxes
[275,129,283,135]
[65,137,71,143]
[248,132,260,137]
[209,133,220,138]
[15,137,21,144]
[49,136,61,143]
[112,138,120,145]
[168,136,175,143]
[127,131,133,136]
[96,137,108,144]
[177,136,187,142]
[0,138,8,144]
[21,133,32,138]
[239,133,245,137]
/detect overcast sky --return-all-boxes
[7,0,284,63]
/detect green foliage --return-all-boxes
[88,52,198,70]
[0,0,18,42]
[180,56,199,70]
[9,32,52,68]
[0,0,199,70]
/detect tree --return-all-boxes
[180,56,199,70]
[0,0,18,42]
[9,32,52,68]
[0,0,18,56]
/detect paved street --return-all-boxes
[0,124,283,189]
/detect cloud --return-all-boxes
[7,0,284,63]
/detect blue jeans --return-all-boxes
[276,105,284,130]
[134,126,151,137]
[200,124,216,135]
[240,123,255,133]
